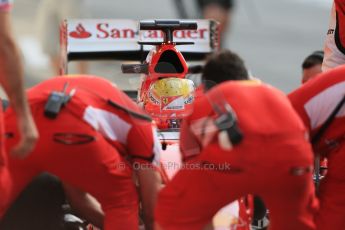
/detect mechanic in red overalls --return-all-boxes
[0,0,38,215]
[289,65,345,230]
[155,50,317,230]
[1,76,162,230]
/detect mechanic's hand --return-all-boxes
[11,114,39,158]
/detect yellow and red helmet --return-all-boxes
[144,78,195,129]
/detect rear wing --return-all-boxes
[60,19,220,74]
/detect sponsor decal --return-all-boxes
[327,29,334,35]
[96,23,136,39]
[69,24,92,39]
[141,29,208,40]
[161,96,185,110]
[148,91,160,105]
[69,22,208,40]
[162,97,169,105]
[184,95,194,104]
[148,92,193,109]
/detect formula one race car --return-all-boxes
[60,19,259,230]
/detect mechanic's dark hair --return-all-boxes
[302,50,324,69]
[197,0,234,10]
[202,50,249,90]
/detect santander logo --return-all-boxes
[68,22,208,40]
[69,24,92,39]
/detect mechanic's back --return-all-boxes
[182,80,311,161]
[199,81,306,135]
[7,75,156,157]
[3,76,161,230]
[26,75,138,111]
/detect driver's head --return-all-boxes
[202,50,249,90]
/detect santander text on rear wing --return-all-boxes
[60,19,220,74]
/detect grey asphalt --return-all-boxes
[11,0,332,93]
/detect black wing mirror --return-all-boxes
[121,63,149,74]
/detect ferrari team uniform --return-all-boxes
[0,0,13,219]
[288,66,345,230]
[323,0,345,70]
[155,81,317,230]
[1,76,161,230]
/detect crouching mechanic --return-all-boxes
[1,75,162,230]
[155,50,318,230]
[288,65,345,230]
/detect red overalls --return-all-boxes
[1,76,160,230]
[289,66,345,230]
[155,81,317,230]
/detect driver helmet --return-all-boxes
[145,77,195,129]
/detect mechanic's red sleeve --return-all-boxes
[126,122,159,164]
[288,90,312,132]
[289,66,345,134]
[335,0,345,15]
[179,117,202,162]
